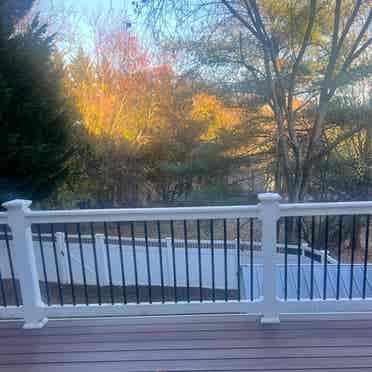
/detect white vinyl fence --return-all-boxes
[0,193,371,329]
[0,235,322,290]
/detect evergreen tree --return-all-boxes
[0,0,76,202]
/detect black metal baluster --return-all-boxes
[130,222,140,304]
[3,226,19,306]
[0,269,6,307]
[250,218,254,301]
[318,218,322,251]
[310,216,315,300]
[77,223,88,305]
[297,217,301,300]
[323,216,329,300]
[64,224,76,305]
[349,215,357,299]
[223,219,228,302]
[183,220,190,303]
[157,221,165,303]
[37,224,50,306]
[210,219,215,302]
[90,223,101,305]
[276,219,280,245]
[144,222,152,304]
[236,218,241,301]
[117,222,127,304]
[363,215,370,299]
[170,220,177,303]
[103,222,114,305]
[51,224,63,305]
[284,217,288,301]
[336,216,343,300]
[197,220,203,302]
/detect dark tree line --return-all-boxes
[0,0,76,203]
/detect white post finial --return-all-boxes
[258,192,281,324]
[2,199,32,210]
[2,199,47,329]
[258,193,282,204]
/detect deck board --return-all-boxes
[1,316,372,371]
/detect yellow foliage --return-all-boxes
[190,93,246,141]
[64,30,278,168]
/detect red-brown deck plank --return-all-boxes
[1,315,372,371]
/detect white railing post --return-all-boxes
[95,233,109,285]
[301,242,308,258]
[258,193,281,324]
[2,199,47,329]
[56,232,70,284]
[165,237,173,287]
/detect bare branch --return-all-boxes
[312,126,364,161]
[291,0,317,78]
[351,36,372,61]
[287,0,317,152]
[336,0,363,51]
[220,0,258,37]
[307,2,368,161]
[238,31,262,79]
[325,0,342,79]
[330,9,372,97]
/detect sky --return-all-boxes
[40,0,133,14]
[38,0,149,43]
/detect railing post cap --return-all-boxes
[258,193,281,203]
[2,199,32,210]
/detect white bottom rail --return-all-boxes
[4,298,372,322]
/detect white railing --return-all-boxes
[0,193,371,329]
[0,234,323,290]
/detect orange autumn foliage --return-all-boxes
[66,28,251,154]
[64,25,280,206]
[189,93,246,141]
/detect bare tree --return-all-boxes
[138,0,372,201]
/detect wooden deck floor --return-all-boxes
[1,315,372,371]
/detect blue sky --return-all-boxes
[39,0,145,37]
[40,0,133,14]
[38,0,154,54]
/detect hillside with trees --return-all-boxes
[0,0,76,202]
[1,0,371,210]
[138,0,372,202]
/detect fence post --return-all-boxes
[301,242,309,258]
[165,237,173,286]
[95,234,109,285]
[56,232,70,284]
[3,199,47,329]
[258,193,281,324]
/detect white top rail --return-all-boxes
[26,205,260,224]
[280,201,372,217]
[0,212,7,224]
[14,200,372,225]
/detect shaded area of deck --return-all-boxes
[1,315,372,371]
[241,264,372,300]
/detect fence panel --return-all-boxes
[1,194,372,328]
[30,218,260,306]
[0,225,21,307]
